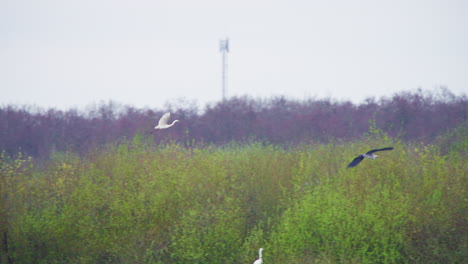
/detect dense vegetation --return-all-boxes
[1,88,466,158]
[0,88,466,263]
[0,125,466,263]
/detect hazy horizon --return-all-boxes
[1,0,467,110]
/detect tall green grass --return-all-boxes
[0,134,466,263]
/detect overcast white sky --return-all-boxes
[1,0,467,110]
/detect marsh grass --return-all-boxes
[0,133,465,263]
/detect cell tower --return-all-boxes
[219,38,229,101]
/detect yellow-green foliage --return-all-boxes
[0,135,466,264]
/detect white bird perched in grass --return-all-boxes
[253,248,263,264]
[154,112,179,130]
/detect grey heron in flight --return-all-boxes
[347,147,394,168]
[154,112,179,130]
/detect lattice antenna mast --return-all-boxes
[219,38,229,101]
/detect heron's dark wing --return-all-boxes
[366,147,394,155]
[347,156,364,168]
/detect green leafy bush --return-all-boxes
[0,134,465,263]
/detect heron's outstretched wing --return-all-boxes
[347,156,364,168]
[366,147,394,155]
[158,112,171,126]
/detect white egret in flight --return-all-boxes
[347,147,394,168]
[154,112,179,130]
[253,248,263,264]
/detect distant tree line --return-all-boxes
[1,88,466,158]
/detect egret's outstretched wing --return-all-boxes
[347,156,364,168]
[158,112,171,126]
[366,147,394,155]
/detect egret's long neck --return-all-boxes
[259,249,263,258]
